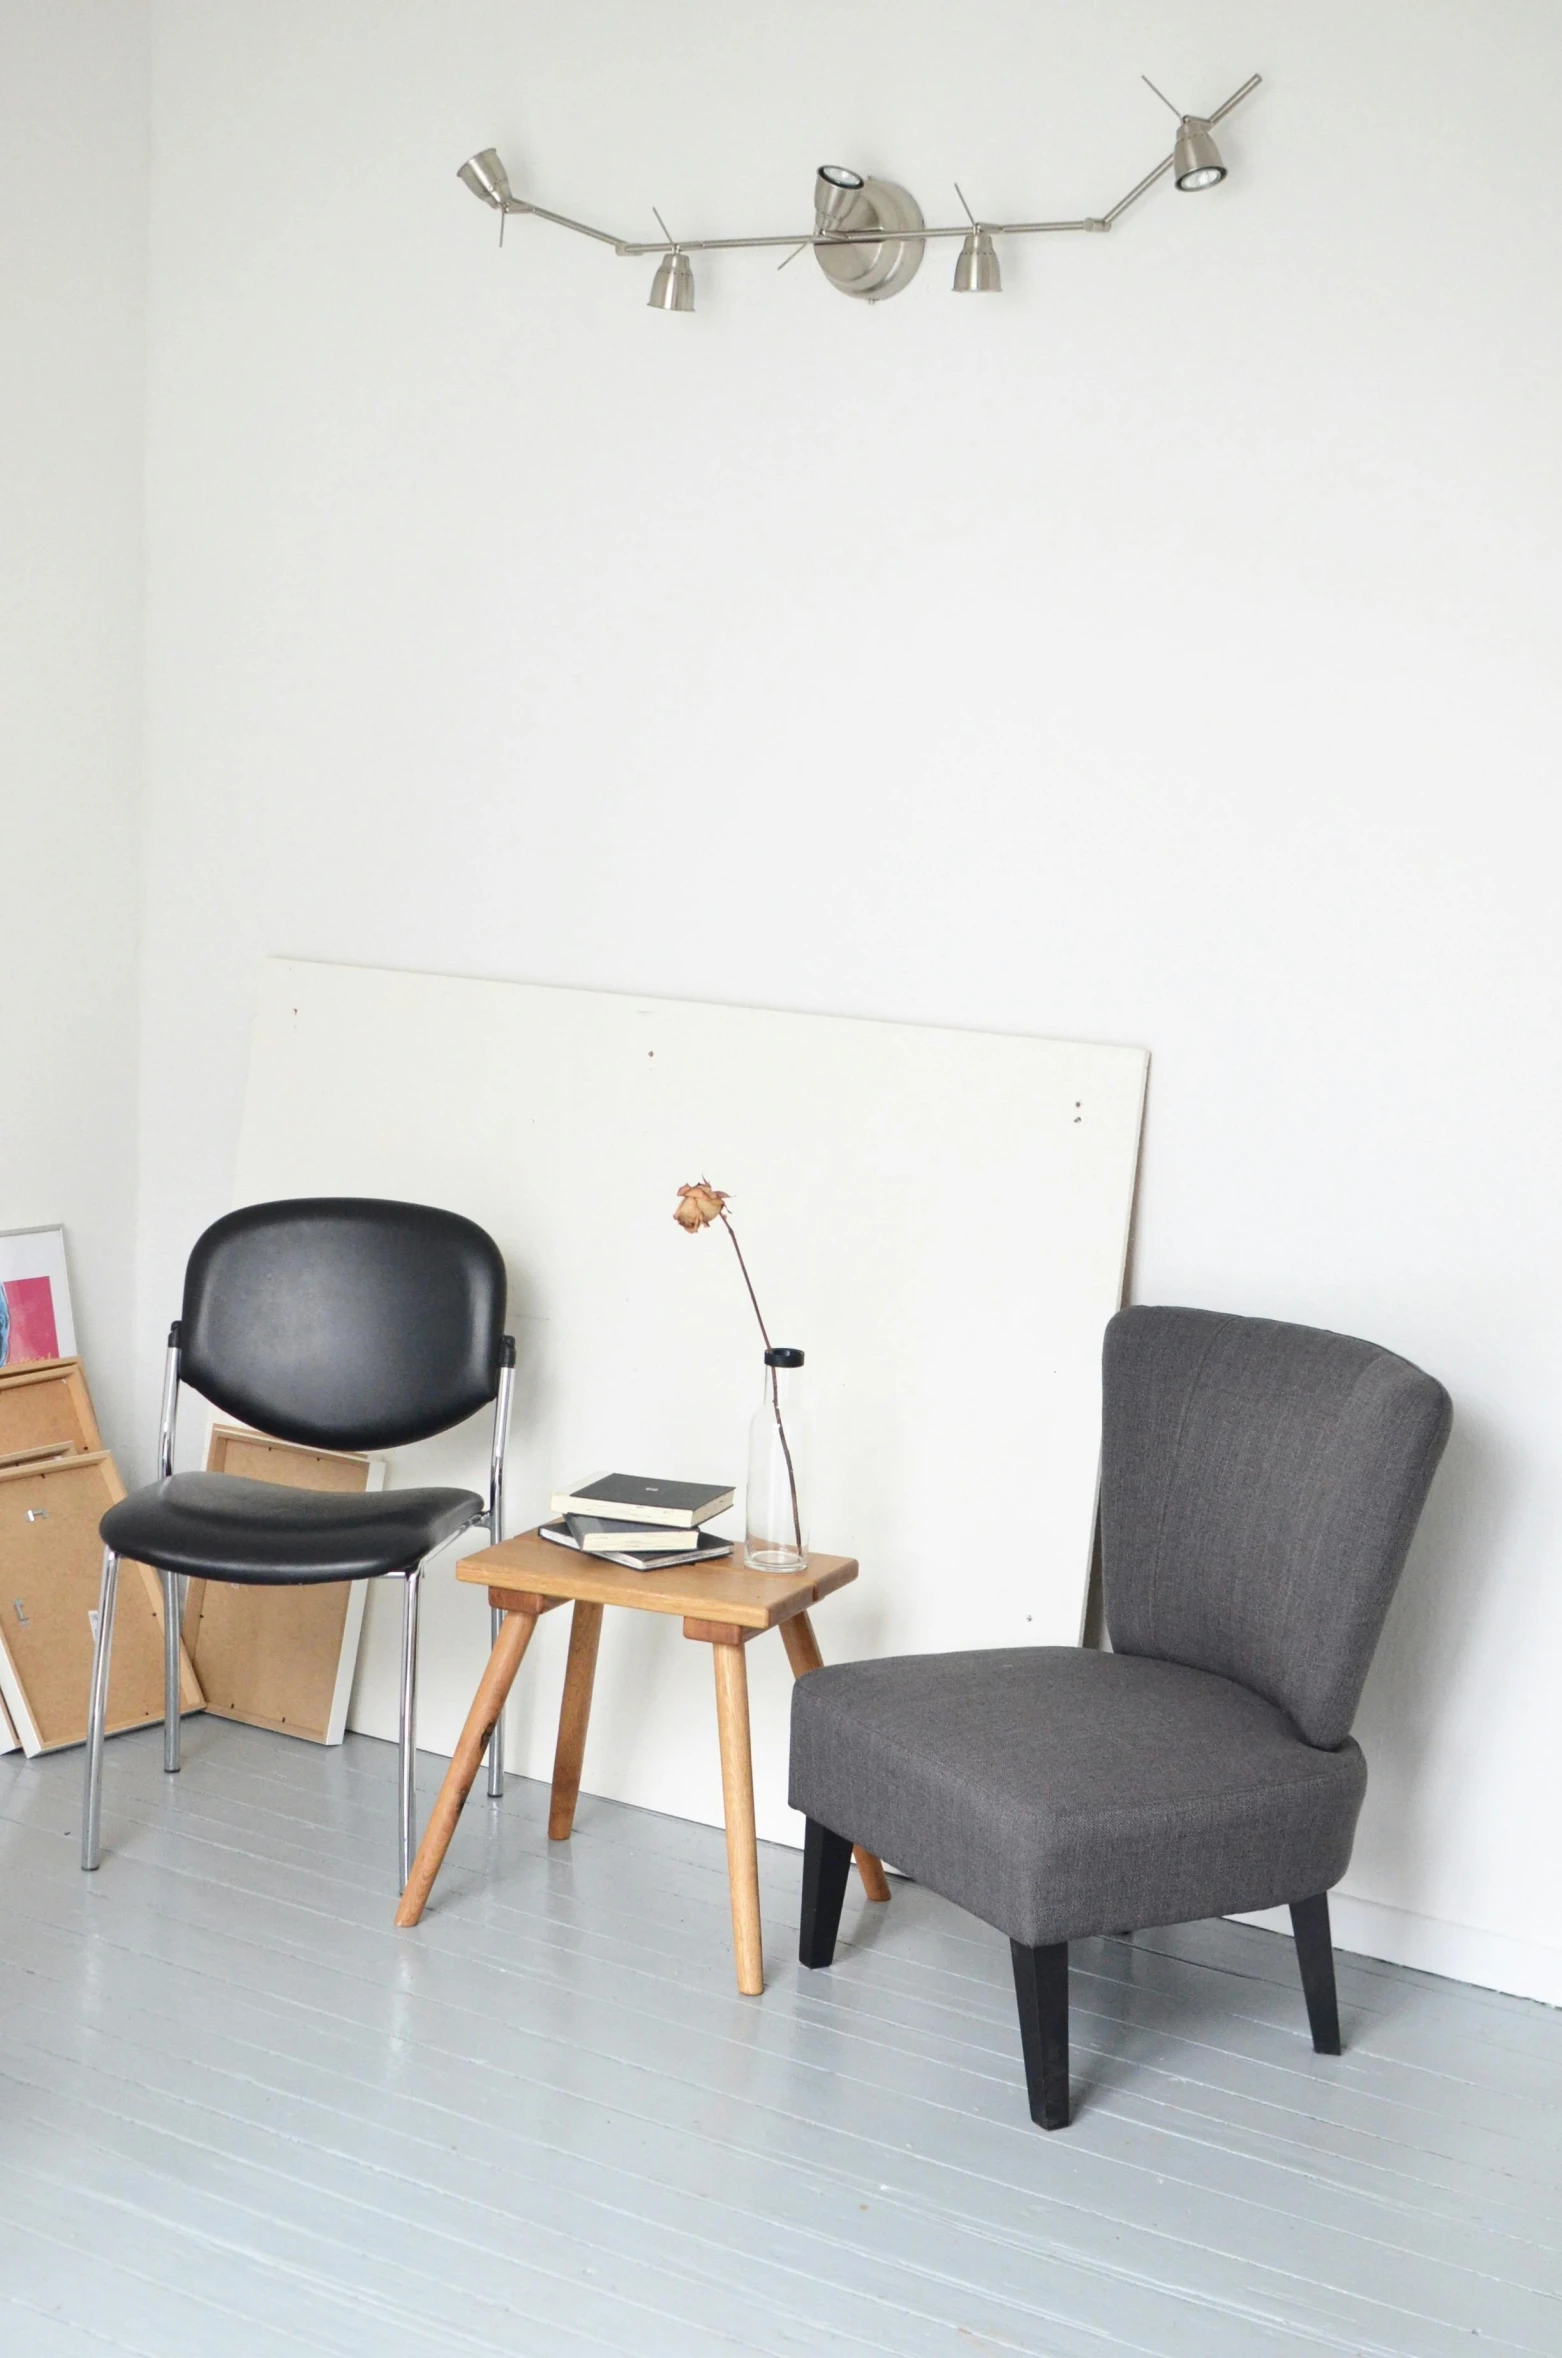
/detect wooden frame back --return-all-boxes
[0,1452,203,1755]
[180,1427,379,1746]
[0,1358,103,1469]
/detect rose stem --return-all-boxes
[719,1211,772,1351]
[720,1209,803,1554]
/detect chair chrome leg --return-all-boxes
[398,1565,423,1890]
[162,1570,182,1774]
[485,1602,506,1799]
[82,1550,120,1871]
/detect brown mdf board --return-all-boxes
[0,1442,75,1474]
[0,1363,110,1753]
[180,1426,380,1747]
[0,1358,103,1464]
[0,1452,204,1756]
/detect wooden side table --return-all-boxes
[394,1530,889,1993]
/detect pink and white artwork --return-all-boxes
[0,1227,77,1370]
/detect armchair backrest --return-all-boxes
[1100,1306,1451,1749]
[179,1198,508,1452]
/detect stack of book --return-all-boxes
[539,1474,735,1570]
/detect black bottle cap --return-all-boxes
[764,1346,804,1368]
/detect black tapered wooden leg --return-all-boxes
[1011,1940,1070,2129]
[799,1820,853,1969]
[1290,1893,1342,2055]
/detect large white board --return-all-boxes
[234,960,1146,1846]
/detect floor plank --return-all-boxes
[2,1723,1559,2357]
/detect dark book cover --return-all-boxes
[549,1473,735,1529]
[539,1520,734,1571]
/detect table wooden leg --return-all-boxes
[780,1610,891,1904]
[849,1849,892,1903]
[395,1607,539,1927]
[548,1599,603,1841]
[711,1637,765,1996]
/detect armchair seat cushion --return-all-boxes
[790,1647,1366,1948]
[100,1472,483,1584]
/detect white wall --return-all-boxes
[0,2,149,1455]
[135,1,1562,2000]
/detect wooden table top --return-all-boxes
[461,1529,858,1631]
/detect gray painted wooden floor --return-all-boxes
[1,1725,1559,2357]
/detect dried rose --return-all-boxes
[670,1176,798,1552]
[674,1180,729,1233]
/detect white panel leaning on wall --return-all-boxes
[233,958,1146,1846]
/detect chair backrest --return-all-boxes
[179,1198,508,1451]
[1100,1306,1451,1749]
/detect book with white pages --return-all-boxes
[539,1519,734,1572]
[565,1513,700,1555]
[549,1473,735,1530]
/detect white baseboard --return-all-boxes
[1234,1892,1562,2008]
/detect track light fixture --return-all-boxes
[953,227,1002,294]
[1174,118,1226,191]
[644,207,695,311]
[648,248,695,312]
[457,72,1259,313]
[1141,77,1228,192]
[457,148,512,209]
[952,184,1001,294]
[814,165,865,235]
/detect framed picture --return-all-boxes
[0,1227,77,1371]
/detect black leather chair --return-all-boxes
[82,1198,513,1889]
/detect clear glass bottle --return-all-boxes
[746,1347,807,1571]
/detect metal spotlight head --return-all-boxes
[458,148,513,208]
[1173,117,1226,190]
[814,164,865,234]
[953,227,1001,293]
[648,249,695,313]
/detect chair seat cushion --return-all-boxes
[789,1647,1366,1948]
[100,1473,484,1583]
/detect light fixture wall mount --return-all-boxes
[457,71,1260,314]
[809,171,926,302]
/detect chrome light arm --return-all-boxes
[466,73,1261,259]
[488,1335,516,1544]
[157,1322,183,1481]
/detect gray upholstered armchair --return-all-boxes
[790,1306,1451,2129]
